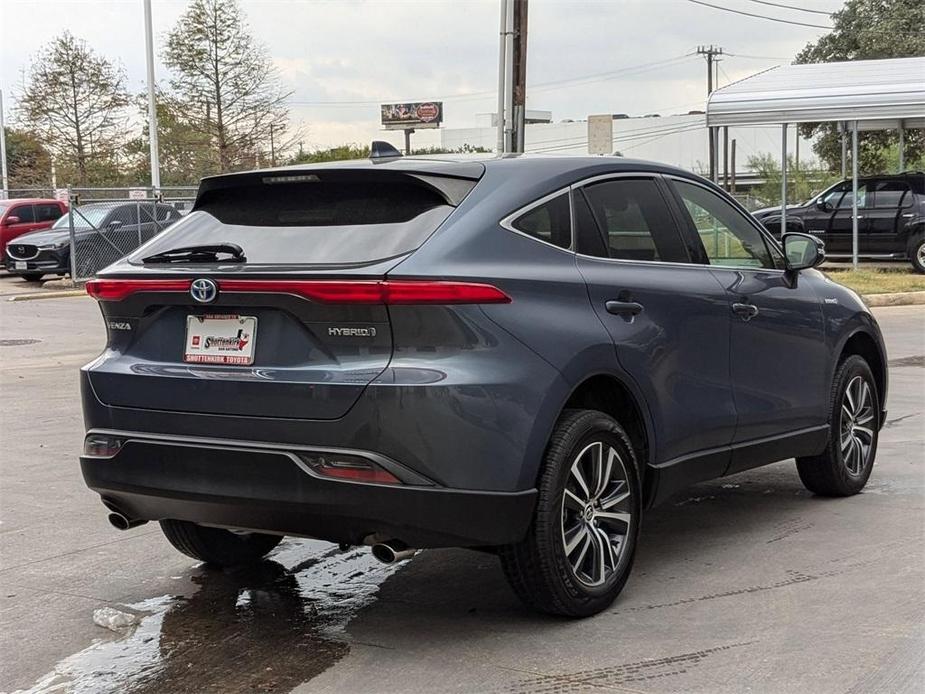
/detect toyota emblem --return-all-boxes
[190,278,218,303]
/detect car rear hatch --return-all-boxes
[84,164,483,420]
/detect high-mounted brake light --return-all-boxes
[86,278,511,305]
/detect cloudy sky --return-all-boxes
[0,0,843,150]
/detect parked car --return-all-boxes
[752,171,925,273]
[5,201,183,281]
[80,154,887,617]
[0,198,68,273]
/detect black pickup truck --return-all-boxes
[753,172,925,273]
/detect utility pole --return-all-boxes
[510,0,529,153]
[0,88,8,199]
[698,45,723,182]
[269,123,276,166]
[496,0,508,153]
[143,0,161,193]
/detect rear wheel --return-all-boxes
[796,355,879,496]
[159,519,283,567]
[909,233,925,274]
[499,409,641,617]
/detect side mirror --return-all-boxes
[783,232,825,272]
[816,199,832,212]
[4,216,21,225]
[106,220,124,232]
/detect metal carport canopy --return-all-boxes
[706,57,925,127]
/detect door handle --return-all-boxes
[605,300,644,316]
[731,302,759,321]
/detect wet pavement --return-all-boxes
[1,296,923,694]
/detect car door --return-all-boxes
[106,204,142,254]
[668,177,828,474]
[8,204,41,235]
[801,183,844,245]
[575,174,737,482]
[866,180,912,255]
[829,181,871,256]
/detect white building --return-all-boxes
[441,113,815,182]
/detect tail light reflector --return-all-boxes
[299,454,401,485]
[83,434,126,459]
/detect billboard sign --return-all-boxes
[381,102,443,130]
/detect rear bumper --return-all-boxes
[81,432,537,548]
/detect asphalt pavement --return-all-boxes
[1,284,923,694]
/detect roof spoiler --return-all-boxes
[370,140,403,160]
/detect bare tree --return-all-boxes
[16,32,130,186]
[163,0,294,172]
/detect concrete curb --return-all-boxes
[862,291,925,307]
[7,290,86,302]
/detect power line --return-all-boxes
[725,51,787,60]
[284,53,698,107]
[685,0,832,29]
[743,0,834,15]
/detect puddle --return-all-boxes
[11,540,403,694]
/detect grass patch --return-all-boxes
[823,268,925,295]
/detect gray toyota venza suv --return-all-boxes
[80,152,887,617]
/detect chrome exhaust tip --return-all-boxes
[107,511,147,531]
[371,540,417,564]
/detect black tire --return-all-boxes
[796,355,880,496]
[908,233,925,274]
[21,273,44,282]
[499,409,642,617]
[159,519,283,567]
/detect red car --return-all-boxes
[1,199,69,275]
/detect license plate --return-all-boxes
[184,314,257,365]
[14,261,27,270]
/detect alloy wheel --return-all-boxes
[917,241,925,269]
[840,375,875,476]
[560,441,633,587]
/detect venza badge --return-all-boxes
[190,278,218,303]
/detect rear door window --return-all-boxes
[129,172,475,266]
[873,180,912,209]
[579,178,690,263]
[35,204,63,222]
[509,192,572,249]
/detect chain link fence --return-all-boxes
[4,186,196,281]
[64,187,196,281]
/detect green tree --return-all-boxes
[163,0,293,173]
[287,143,490,165]
[747,153,840,205]
[3,128,52,190]
[796,0,925,174]
[126,95,215,186]
[16,32,130,186]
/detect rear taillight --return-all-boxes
[86,279,189,301]
[85,279,511,304]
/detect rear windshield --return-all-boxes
[128,177,462,266]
